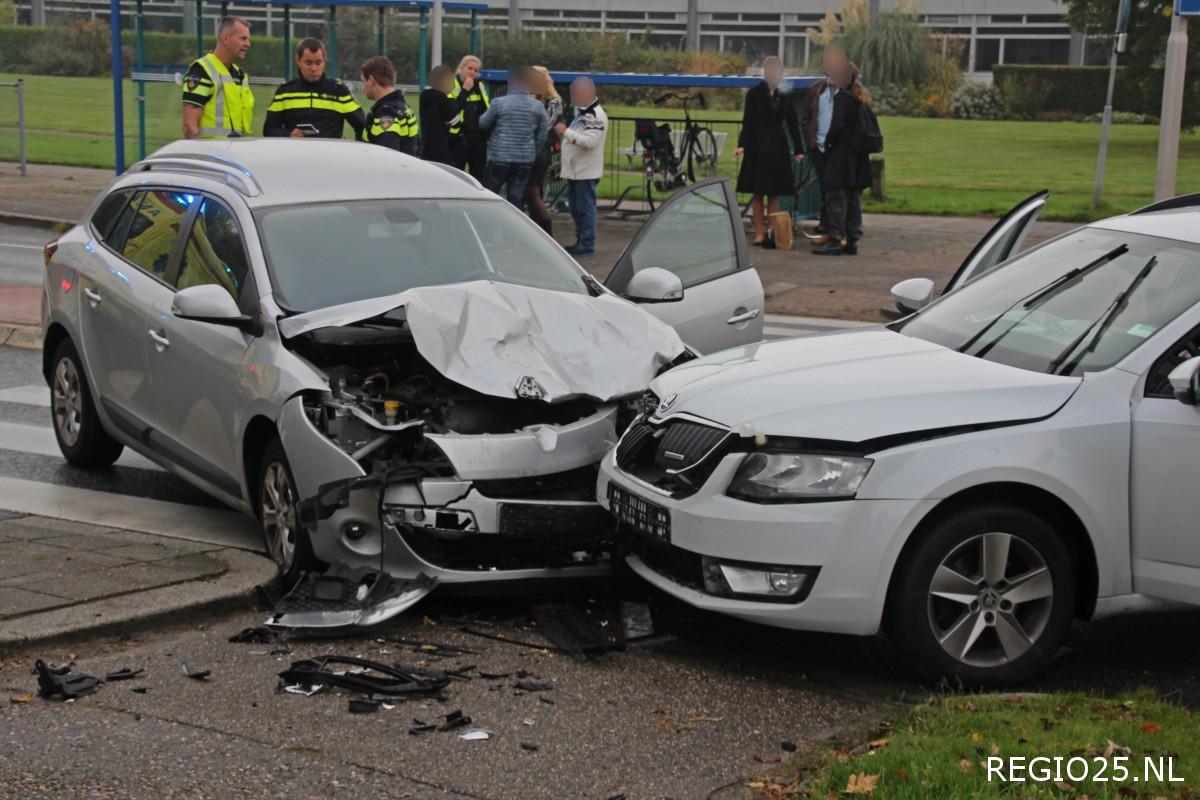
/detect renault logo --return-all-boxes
[515,376,546,400]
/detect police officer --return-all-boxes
[181,15,254,139]
[359,56,418,156]
[447,54,489,175]
[263,39,366,139]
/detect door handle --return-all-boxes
[83,287,102,306]
[148,329,171,350]
[726,307,761,325]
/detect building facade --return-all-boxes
[19,0,1095,74]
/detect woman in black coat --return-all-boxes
[734,56,804,246]
[812,62,872,257]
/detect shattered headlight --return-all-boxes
[727,453,872,502]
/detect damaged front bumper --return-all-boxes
[278,395,620,588]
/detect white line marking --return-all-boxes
[0,243,42,250]
[0,385,50,408]
[0,475,261,552]
[764,314,873,329]
[0,420,163,471]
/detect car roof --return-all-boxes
[1091,201,1200,246]
[120,138,491,207]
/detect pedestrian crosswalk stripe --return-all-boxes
[0,475,262,552]
[0,385,49,407]
[0,420,163,471]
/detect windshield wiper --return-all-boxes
[1049,254,1158,376]
[957,244,1129,356]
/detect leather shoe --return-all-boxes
[842,242,858,255]
[811,240,844,256]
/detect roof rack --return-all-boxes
[1130,193,1200,215]
[130,153,263,197]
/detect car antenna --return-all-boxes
[958,243,1129,357]
[1051,254,1159,376]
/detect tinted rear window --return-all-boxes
[92,191,131,241]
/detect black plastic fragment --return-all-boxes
[409,718,437,736]
[182,664,211,680]
[228,626,274,644]
[781,741,797,753]
[533,602,612,658]
[34,659,100,700]
[520,742,539,752]
[278,656,449,697]
[515,681,554,692]
[131,687,149,694]
[349,699,380,714]
[438,709,472,731]
[477,670,511,680]
[105,668,144,682]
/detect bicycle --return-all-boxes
[652,91,721,186]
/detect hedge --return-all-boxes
[992,64,1199,118]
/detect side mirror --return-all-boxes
[1167,356,1200,406]
[172,284,258,332]
[625,267,684,304]
[891,277,935,314]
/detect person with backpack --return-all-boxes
[811,60,878,257]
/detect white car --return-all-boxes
[599,195,1200,684]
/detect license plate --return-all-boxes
[608,483,670,544]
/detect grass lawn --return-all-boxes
[753,690,1197,799]
[1,73,1198,221]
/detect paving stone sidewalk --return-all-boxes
[0,511,276,653]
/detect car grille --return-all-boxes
[614,418,732,498]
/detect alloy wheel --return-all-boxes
[926,532,1055,668]
[52,357,84,448]
[261,462,297,572]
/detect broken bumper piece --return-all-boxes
[266,566,437,630]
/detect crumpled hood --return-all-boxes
[279,280,685,402]
[651,329,1081,443]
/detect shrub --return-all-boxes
[29,20,112,76]
[950,81,1001,120]
[992,64,1199,123]
[838,10,935,87]
[997,75,1053,121]
[1083,110,1158,125]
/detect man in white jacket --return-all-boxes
[554,76,608,257]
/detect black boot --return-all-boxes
[811,240,844,256]
[842,240,858,255]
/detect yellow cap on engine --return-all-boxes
[384,400,400,414]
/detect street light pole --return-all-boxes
[1092,0,1130,207]
[431,0,443,69]
[1155,12,1189,201]
[686,0,699,52]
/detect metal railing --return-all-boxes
[1,80,27,177]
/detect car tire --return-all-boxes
[887,503,1075,687]
[49,337,124,468]
[257,437,316,586]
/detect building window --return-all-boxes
[974,38,1001,72]
[1004,38,1070,65]
[724,35,780,61]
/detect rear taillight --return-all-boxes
[43,240,58,268]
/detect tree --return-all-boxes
[1064,0,1199,127]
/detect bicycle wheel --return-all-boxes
[689,127,720,181]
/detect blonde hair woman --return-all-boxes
[526,65,564,235]
[449,54,489,176]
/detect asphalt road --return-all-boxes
[0,222,47,285]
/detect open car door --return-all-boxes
[604,177,764,354]
[891,190,1049,314]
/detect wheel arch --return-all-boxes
[241,414,280,515]
[884,482,1100,623]
[41,322,72,383]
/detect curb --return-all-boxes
[0,548,279,656]
[0,211,74,233]
[0,323,41,350]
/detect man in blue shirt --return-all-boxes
[477,65,550,207]
[802,47,848,244]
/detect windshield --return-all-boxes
[255,199,587,312]
[894,228,1200,376]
